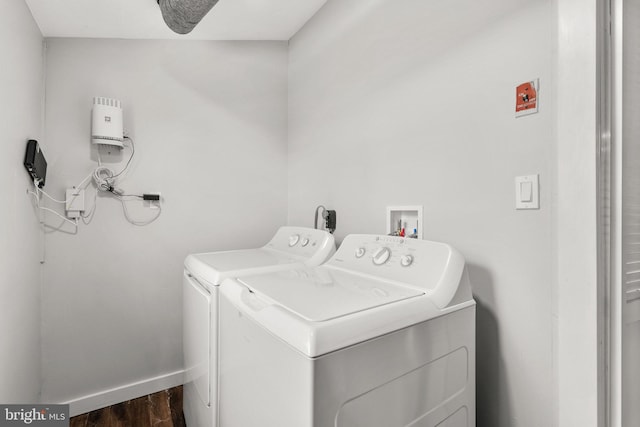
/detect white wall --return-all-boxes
[288,1,556,426]
[40,39,288,412]
[555,0,599,426]
[0,0,44,404]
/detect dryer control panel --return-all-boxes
[264,226,336,266]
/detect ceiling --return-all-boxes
[24,0,327,40]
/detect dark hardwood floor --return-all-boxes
[70,386,186,427]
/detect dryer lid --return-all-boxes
[238,268,423,322]
[184,226,336,287]
[185,248,299,287]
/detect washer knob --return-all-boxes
[355,247,366,258]
[301,238,310,247]
[400,255,414,267]
[288,234,300,247]
[372,247,391,265]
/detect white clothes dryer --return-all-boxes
[218,234,475,427]
[182,226,336,427]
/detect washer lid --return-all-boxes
[238,268,423,322]
[185,248,299,287]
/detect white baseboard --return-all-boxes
[63,370,185,417]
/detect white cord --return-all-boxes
[75,171,94,190]
[80,187,98,225]
[29,188,78,229]
[118,196,162,226]
[39,207,79,227]
[314,205,327,229]
[92,138,135,194]
[93,166,116,192]
[37,188,66,204]
[38,172,91,207]
[111,138,135,179]
[28,137,156,230]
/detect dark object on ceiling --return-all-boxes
[158,0,220,35]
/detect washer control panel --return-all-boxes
[351,238,417,269]
[344,236,420,269]
[329,234,461,291]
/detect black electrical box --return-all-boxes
[24,139,47,188]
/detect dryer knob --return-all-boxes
[301,238,310,247]
[289,234,300,247]
[355,247,366,258]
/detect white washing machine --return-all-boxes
[218,234,475,427]
[182,226,336,427]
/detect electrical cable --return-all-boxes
[74,139,133,225]
[29,187,78,229]
[80,187,98,225]
[93,166,116,192]
[92,138,135,194]
[75,170,94,190]
[37,188,66,204]
[314,205,327,230]
[29,135,158,231]
[87,137,155,226]
[111,136,135,179]
[116,194,162,226]
[313,205,336,234]
[63,170,99,225]
[38,206,79,228]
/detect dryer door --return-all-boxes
[183,271,211,407]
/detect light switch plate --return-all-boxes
[515,175,539,209]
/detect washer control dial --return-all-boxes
[355,247,366,258]
[372,247,391,265]
[400,255,414,267]
[301,238,310,247]
[288,234,300,247]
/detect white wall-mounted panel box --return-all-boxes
[92,97,124,148]
[65,188,85,219]
[386,206,423,239]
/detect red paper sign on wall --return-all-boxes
[515,79,539,117]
